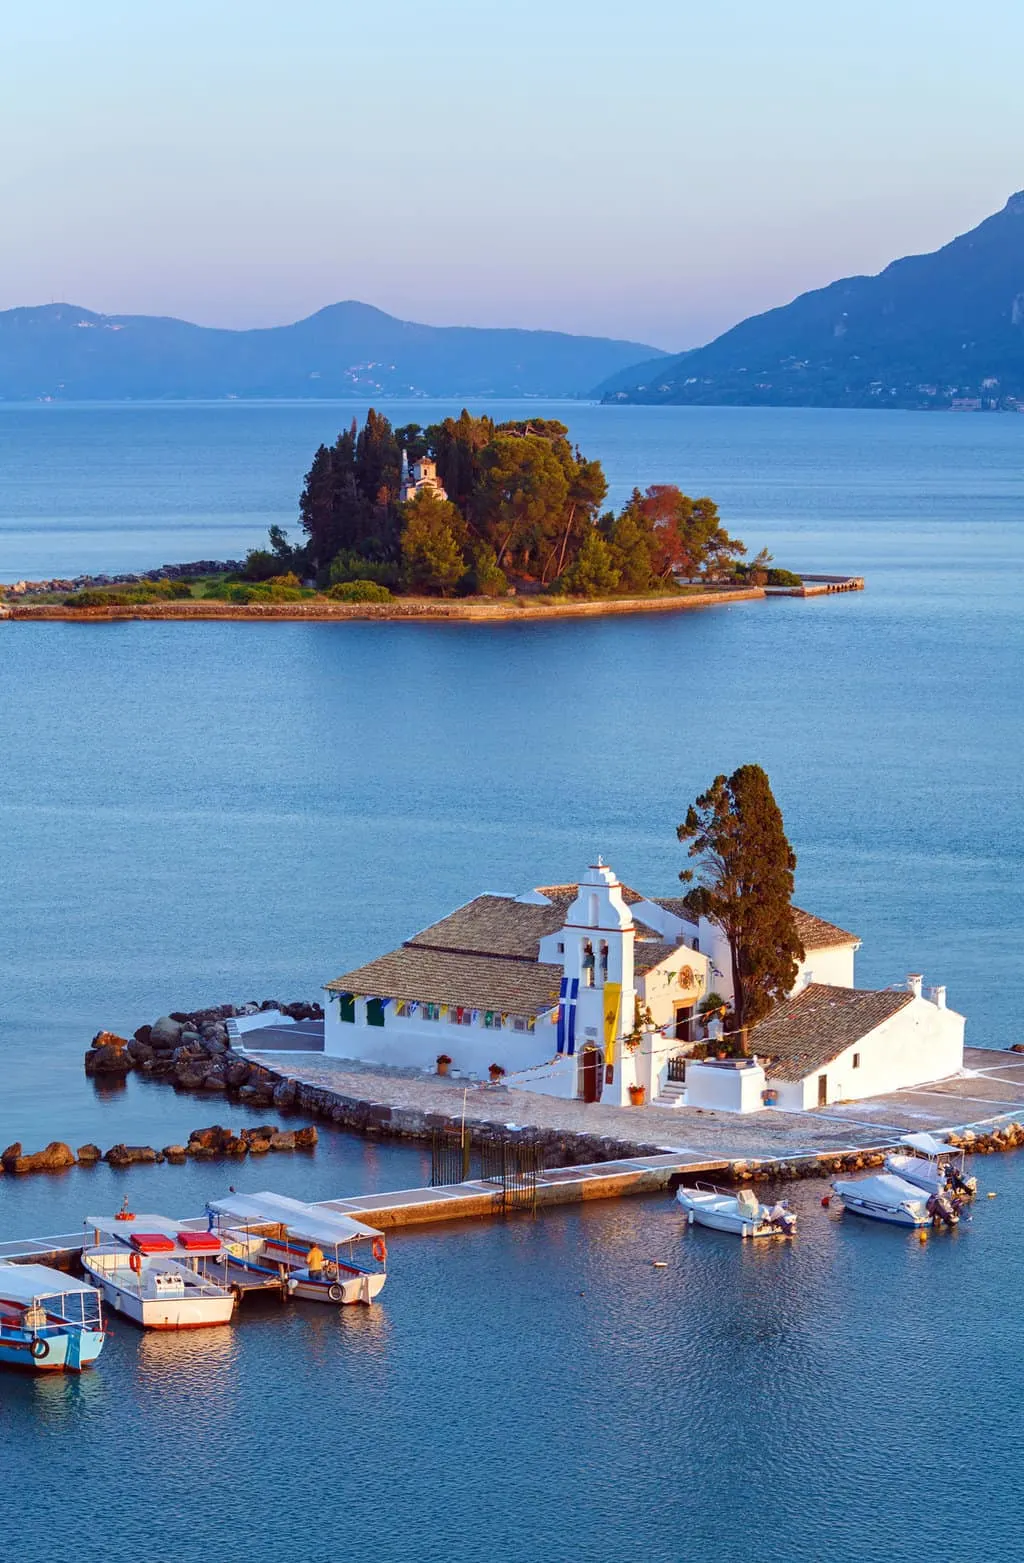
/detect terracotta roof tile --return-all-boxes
[634,940,685,975]
[326,947,564,1015]
[408,895,561,959]
[792,906,859,950]
[751,983,913,1081]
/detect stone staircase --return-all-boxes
[656,1080,687,1109]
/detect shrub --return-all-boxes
[458,543,508,598]
[766,568,802,587]
[328,550,402,590]
[243,549,281,582]
[557,531,621,598]
[327,580,393,603]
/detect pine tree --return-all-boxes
[560,529,620,597]
[677,765,804,1035]
[400,492,466,595]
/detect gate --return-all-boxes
[667,1054,687,1083]
[430,1128,471,1187]
[480,1138,541,1215]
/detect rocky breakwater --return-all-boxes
[2,559,243,600]
[0,1123,316,1175]
[722,1119,1024,1185]
[84,1000,322,1108]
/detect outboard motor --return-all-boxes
[927,1190,960,1228]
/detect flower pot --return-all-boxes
[436,1058,451,1077]
[628,1084,646,1106]
[489,1067,505,1083]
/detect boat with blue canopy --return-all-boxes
[206,1191,387,1305]
[0,1261,106,1372]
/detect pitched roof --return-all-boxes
[408,895,561,960]
[652,897,699,924]
[634,940,688,975]
[751,983,914,1081]
[325,946,563,1015]
[792,907,859,950]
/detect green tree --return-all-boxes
[677,765,804,1037]
[400,492,466,595]
[459,542,508,597]
[474,433,569,573]
[603,507,656,591]
[298,443,336,567]
[559,530,620,597]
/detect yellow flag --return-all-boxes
[603,982,621,1067]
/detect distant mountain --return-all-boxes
[599,193,1024,410]
[0,301,664,402]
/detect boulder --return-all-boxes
[241,1124,277,1143]
[77,1143,102,1165]
[126,1037,155,1066]
[2,1141,76,1174]
[180,1029,203,1047]
[169,1012,193,1024]
[237,1083,275,1107]
[188,1125,226,1151]
[133,1024,153,1045]
[268,1131,297,1151]
[294,1126,318,1149]
[84,1032,134,1076]
[272,1080,298,1109]
[225,1059,251,1089]
[151,1016,183,1048]
[222,1136,248,1156]
[202,1075,227,1091]
[162,1144,188,1163]
[104,1143,158,1167]
[247,1136,270,1154]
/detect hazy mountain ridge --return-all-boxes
[599,193,1024,409]
[0,300,665,401]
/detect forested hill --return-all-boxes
[599,192,1024,410]
[0,301,664,401]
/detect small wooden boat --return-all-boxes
[207,1191,387,1304]
[0,1262,106,1372]
[831,1174,934,1227]
[884,1132,977,1199]
[676,1183,796,1239]
[82,1214,235,1329]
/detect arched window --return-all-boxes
[598,941,609,983]
[581,939,595,987]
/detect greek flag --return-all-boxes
[556,977,569,1053]
[566,978,580,1055]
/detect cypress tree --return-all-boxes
[677,765,804,1036]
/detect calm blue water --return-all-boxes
[1,403,1022,1560]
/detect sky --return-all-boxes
[1,0,1022,351]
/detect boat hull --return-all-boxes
[82,1256,235,1330]
[675,1189,793,1239]
[0,1325,105,1372]
[832,1177,931,1227]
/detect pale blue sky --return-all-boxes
[1,0,1021,348]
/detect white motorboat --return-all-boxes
[831,1173,935,1228]
[676,1183,796,1239]
[207,1191,387,1304]
[82,1214,235,1329]
[884,1132,977,1199]
[0,1262,106,1373]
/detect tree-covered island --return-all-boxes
[231,409,792,603]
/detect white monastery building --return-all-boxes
[399,452,448,504]
[324,860,965,1114]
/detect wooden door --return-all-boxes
[581,1048,602,1103]
[817,1073,828,1107]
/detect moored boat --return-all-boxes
[82,1214,235,1329]
[676,1183,796,1239]
[0,1262,106,1372]
[207,1191,387,1304]
[831,1173,935,1227]
[884,1132,977,1199]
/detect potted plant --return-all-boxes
[488,1062,506,1083]
[436,1053,452,1077]
[628,1082,646,1106]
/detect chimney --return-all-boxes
[928,985,947,1010]
[908,973,923,1000]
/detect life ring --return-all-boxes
[31,1337,50,1360]
[372,1236,387,1265]
[129,1250,143,1275]
[327,1283,344,1303]
[322,1260,338,1279]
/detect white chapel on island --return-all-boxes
[324,860,965,1114]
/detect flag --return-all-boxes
[556,977,569,1053]
[566,977,580,1056]
[603,981,621,1067]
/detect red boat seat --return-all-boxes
[130,1232,176,1254]
[176,1231,221,1253]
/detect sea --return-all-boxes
[1,401,1022,1561]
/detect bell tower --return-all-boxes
[558,860,635,1087]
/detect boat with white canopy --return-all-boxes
[0,1262,106,1372]
[676,1183,796,1239]
[82,1213,235,1329]
[831,1173,934,1228]
[884,1132,977,1199]
[206,1191,387,1304]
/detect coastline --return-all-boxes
[5,586,768,623]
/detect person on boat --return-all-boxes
[306,1242,325,1279]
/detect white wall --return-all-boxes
[324,995,561,1085]
[792,943,857,993]
[685,1059,767,1113]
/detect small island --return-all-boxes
[3,410,861,620]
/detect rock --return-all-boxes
[294,1126,318,1149]
[272,1080,297,1109]
[188,1125,226,1151]
[169,1011,193,1024]
[104,1143,158,1167]
[162,1144,188,1163]
[241,1124,277,1143]
[222,1136,248,1156]
[180,1029,203,1047]
[175,1067,209,1091]
[202,1075,227,1091]
[84,1032,134,1076]
[2,1141,76,1174]
[237,1083,274,1107]
[151,1016,183,1048]
[268,1131,297,1151]
[133,1024,153,1045]
[126,1037,155,1066]
[77,1143,102,1164]
[225,1059,251,1089]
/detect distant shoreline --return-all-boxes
[5,587,768,624]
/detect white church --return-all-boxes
[324,860,965,1114]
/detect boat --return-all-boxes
[831,1173,938,1227]
[206,1191,388,1304]
[675,1182,796,1238]
[82,1214,236,1329]
[884,1132,977,1199]
[0,1262,106,1372]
